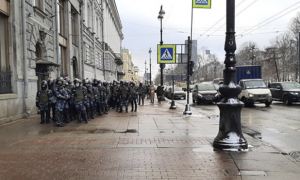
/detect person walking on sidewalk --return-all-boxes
[149,84,156,104]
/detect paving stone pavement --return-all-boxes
[0,101,300,180]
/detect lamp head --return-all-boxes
[159,5,165,17]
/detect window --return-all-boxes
[0,13,11,93]
[71,7,78,46]
[59,45,67,76]
[34,0,44,11]
[87,1,93,28]
[57,0,66,36]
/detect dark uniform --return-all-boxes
[93,79,102,116]
[118,81,129,113]
[36,80,52,124]
[103,81,110,113]
[54,77,69,127]
[84,79,95,119]
[48,79,56,121]
[63,80,72,123]
[72,78,88,123]
[137,83,146,106]
[129,82,138,112]
[98,81,107,114]
[156,86,165,103]
[111,81,119,110]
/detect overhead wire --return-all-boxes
[197,0,259,40]
[198,0,249,37]
[207,0,259,37]
[240,1,300,36]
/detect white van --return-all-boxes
[238,79,272,107]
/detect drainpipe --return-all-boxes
[79,1,84,78]
[101,0,105,80]
[54,0,60,76]
[21,0,29,117]
[92,1,96,79]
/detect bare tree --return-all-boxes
[236,41,260,66]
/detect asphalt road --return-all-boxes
[173,97,300,155]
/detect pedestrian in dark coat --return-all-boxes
[137,83,146,106]
[129,82,138,112]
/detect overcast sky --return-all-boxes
[115,0,300,77]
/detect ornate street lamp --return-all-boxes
[213,0,248,151]
[149,48,152,85]
[158,5,166,86]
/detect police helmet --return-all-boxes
[56,77,64,86]
[41,80,48,89]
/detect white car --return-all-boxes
[238,79,272,107]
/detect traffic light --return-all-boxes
[188,61,194,76]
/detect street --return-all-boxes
[0,97,300,179]
[176,95,300,155]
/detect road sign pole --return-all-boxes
[183,36,192,115]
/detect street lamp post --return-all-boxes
[149,48,152,85]
[213,0,248,151]
[158,5,166,86]
[144,60,147,85]
[298,32,300,82]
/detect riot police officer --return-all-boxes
[36,80,52,124]
[84,79,95,119]
[63,79,72,123]
[64,77,75,122]
[103,81,110,113]
[129,82,138,112]
[47,79,56,121]
[137,83,146,106]
[111,81,119,110]
[93,79,102,116]
[54,77,69,127]
[118,81,129,113]
[72,78,88,123]
[98,81,106,115]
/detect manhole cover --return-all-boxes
[239,170,267,176]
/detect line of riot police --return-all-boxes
[36,77,148,127]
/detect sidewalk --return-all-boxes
[0,100,299,180]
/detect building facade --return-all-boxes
[0,0,124,123]
[121,49,139,83]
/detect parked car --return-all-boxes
[238,79,272,107]
[213,78,224,90]
[269,81,300,105]
[192,83,218,104]
[182,84,194,92]
[165,86,186,100]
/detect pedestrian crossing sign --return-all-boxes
[193,0,211,9]
[157,44,176,64]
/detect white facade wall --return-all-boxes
[103,0,122,54]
